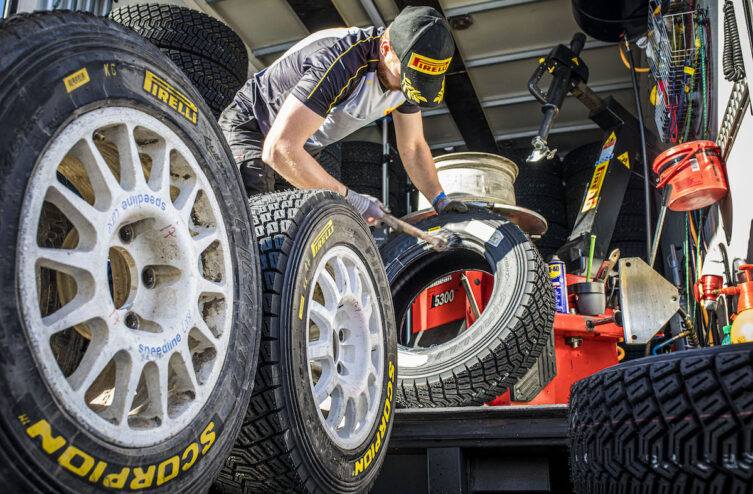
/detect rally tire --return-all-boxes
[0,12,260,493]
[161,50,242,118]
[569,343,753,494]
[381,209,555,407]
[212,190,397,493]
[109,3,248,81]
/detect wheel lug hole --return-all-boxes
[142,267,156,289]
[124,311,139,329]
[119,224,134,243]
[338,329,344,342]
[337,362,343,374]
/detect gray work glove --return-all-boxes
[346,189,388,226]
[434,194,469,214]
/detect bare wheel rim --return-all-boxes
[306,245,385,450]
[17,107,234,448]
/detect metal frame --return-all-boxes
[465,39,613,68]
[428,122,600,150]
[443,0,545,18]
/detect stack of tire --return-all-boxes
[110,4,248,118]
[503,148,569,260]
[340,140,410,218]
[563,142,649,260]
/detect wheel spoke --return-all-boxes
[111,358,143,426]
[41,293,106,335]
[309,300,335,333]
[45,183,99,245]
[315,370,338,406]
[330,257,350,294]
[67,337,113,393]
[369,331,380,351]
[325,387,346,428]
[308,339,333,361]
[193,230,219,256]
[175,183,200,222]
[116,124,147,191]
[198,278,227,299]
[35,246,98,280]
[316,269,340,308]
[355,391,370,425]
[78,137,120,208]
[144,143,171,194]
[179,346,201,393]
[194,317,218,341]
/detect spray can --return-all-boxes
[549,256,569,313]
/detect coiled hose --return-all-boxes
[723,0,746,81]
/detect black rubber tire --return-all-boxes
[161,50,242,118]
[0,12,259,494]
[109,3,248,82]
[569,343,753,493]
[212,190,397,493]
[341,141,408,218]
[380,209,555,407]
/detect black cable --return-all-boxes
[723,0,747,82]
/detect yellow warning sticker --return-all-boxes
[571,57,579,66]
[617,152,630,169]
[581,162,609,213]
[602,131,616,149]
[63,68,90,93]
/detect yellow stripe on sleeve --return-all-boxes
[307,36,380,99]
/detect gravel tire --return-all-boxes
[109,3,248,81]
[0,12,259,493]
[380,208,555,407]
[341,141,408,217]
[569,343,753,493]
[161,50,241,118]
[212,190,397,493]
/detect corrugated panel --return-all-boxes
[448,0,582,60]
[333,0,398,26]
[211,0,308,47]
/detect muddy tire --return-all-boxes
[0,12,260,493]
[212,190,397,493]
[569,344,753,494]
[380,209,555,407]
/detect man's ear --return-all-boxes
[380,38,391,57]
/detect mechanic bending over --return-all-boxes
[219,6,467,224]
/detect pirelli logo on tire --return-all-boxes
[311,219,334,258]
[352,361,395,477]
[143,70,198,125]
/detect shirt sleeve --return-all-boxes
[396,101,420,114]
[289,37,378,118]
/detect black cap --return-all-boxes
[390,6,454,108]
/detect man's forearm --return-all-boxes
[400,144,444,204]
[263,143,347,195]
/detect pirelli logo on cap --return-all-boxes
[143,70,198,125]
[408,53,451,75]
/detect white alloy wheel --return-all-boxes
[18,107,233,448]
[306,245,385,450]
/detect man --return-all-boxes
[219,6,467,224]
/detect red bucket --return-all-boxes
[652,140,728,211]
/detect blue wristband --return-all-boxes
[432,192,447,207]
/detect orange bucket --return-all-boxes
[652,140,728,211]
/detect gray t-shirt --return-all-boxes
[234,26,419,153]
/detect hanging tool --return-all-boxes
[526,33,589,162]
[596,248,621,284]
[649,184,672,269]
[381,213,461,252]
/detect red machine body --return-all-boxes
[410,271,622,405]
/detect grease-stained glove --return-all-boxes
[346,189,388,226]
[433,192,469,214]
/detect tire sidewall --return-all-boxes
[383,211,531,379]
[282,201,397,490]
[0,18,258,493]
